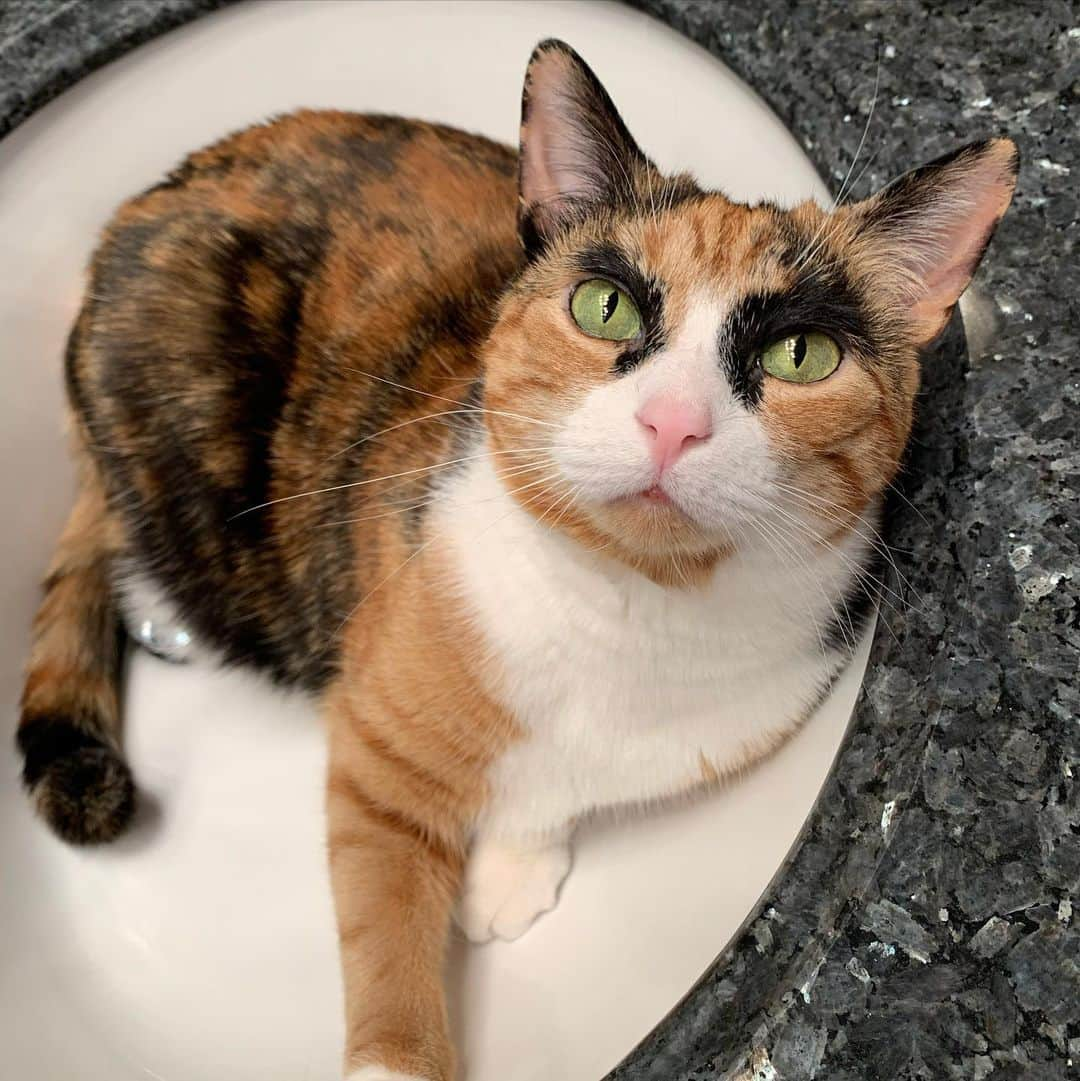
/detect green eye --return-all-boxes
[570,278,642,341]
[758,332,841,383]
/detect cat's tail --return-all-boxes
[16,450,134,844]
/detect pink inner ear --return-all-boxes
[921,172,1012,291]
[520,51,602,217]
[908,220,994,335]
[872,140,1017,343]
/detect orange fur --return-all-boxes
[328,549,517,1078]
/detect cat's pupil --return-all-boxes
[792,334,807,368]
[601,290,619,324]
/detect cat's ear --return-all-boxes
[850,138,1019,344]
[518,39,651,256]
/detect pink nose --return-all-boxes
[636,397,712,473]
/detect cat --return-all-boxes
[16,38,1016,1081]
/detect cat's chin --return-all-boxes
[576,491,728,568]
[608,488,706,533]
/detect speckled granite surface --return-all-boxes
[2,2,1077,1080]
[0,0,229,139]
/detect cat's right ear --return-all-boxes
[518,40,651,258]
[848,138,1019,345]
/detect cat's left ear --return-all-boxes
[518,39,653,257]
[849,138,1019,344]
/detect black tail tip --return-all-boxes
[18,717,136,845]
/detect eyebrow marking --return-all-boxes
[721,262,876,407]
[572,245,667,375]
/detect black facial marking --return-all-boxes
[519,211,545,262]
[723,295,770,408]
[572,245,665,374]
[723,259,876,408]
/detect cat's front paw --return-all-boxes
[458,837,572,944]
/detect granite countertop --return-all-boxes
[3,2,1077,1079]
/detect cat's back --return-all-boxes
[86,108,520,361]
[75,108,521,438]
[68,110,521,687]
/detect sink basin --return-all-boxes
[0,3,872,1079]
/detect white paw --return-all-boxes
[346,1066,430,1081]
[458,838,572,944]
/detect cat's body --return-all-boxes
[63,109,521,691]
[18,41,1016,1081]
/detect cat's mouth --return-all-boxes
[640,484,672,505]
[615,484,691,519]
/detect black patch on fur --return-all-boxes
[324,116,416,181]
[823,547,886,655]
[723,261,876,408]
[82,218,174,323]
[17,716,136,845]
[572,245,666,374]
[18,716,104,787]
[519,213,546,263]
[88,205,340,688]
[215,223,308,545]
[218,239,281,529]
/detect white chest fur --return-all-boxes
[434,454,871,842]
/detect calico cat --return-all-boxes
[17,39,1016,1081]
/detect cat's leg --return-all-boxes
[457,824,574,944]
[16,460,135,844]
[326,702,466,1081]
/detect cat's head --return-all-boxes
[481,40,1017,585]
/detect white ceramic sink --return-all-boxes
[0,3,871,1079]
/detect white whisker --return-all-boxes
[342,366,558,429]
[230,446,548,519]
[328,408,486,460]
